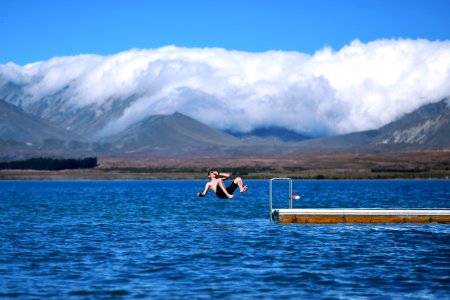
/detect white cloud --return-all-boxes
[1,39,450,137]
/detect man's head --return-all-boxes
[208,169,219,178]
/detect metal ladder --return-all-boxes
[269,178,292,222]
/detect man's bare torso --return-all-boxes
[207,178,221,193]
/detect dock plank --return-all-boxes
[273,209,450,224]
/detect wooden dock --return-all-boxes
[271,209,450,224]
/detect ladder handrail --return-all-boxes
[269,178,292,222]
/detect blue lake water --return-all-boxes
[0,180,449,299]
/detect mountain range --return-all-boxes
[290,99,450,151]
[0,99,83,144]
[0,93,449,160]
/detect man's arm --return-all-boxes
[197,183,210,197]
[218,172,230,180]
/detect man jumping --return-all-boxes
[197,169,248,199]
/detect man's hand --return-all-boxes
[228,194,234,199]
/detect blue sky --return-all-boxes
[1,0,450,65]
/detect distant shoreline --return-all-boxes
[0,170,449,180]
[1,150,449,180]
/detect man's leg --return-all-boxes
[233,177,248,193]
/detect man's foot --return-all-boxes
[240,185,248,193]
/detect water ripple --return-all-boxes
[0,180,449,299]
